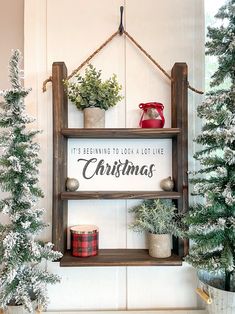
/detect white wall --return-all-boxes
[0,0,24,228]
[24,0,205,311]
[0,0,24,88]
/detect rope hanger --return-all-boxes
[42,6,203,94]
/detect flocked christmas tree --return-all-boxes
[184,0,235,292]
[0,50,62,312]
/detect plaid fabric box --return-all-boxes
[71,225,99,257]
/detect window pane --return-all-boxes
[205,0,229,91]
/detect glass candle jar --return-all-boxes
[70,225,99,257]
[139,102,165,128]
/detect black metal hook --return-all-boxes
[119,6,124,35]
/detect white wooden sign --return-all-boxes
[68,139,172,191]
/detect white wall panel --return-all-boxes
[24,0,53,242]
[47,263,127,311]
[127,264,198,309]
[24,0,204,311]
[127,199,147,249]
[47,0,126,128]
[68,200,127,249]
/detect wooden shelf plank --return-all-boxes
[61,191,181,200]
[61,128,181,139]
[60,249,182,267]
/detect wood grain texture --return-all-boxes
[44,311,207,314]
[171,63,189,257]
[60,249,182,267]
[61,191,181,200]
[61,128,181,138]
[45,311,206,314]
[52,62,68,253]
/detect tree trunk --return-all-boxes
[225,270,231,291]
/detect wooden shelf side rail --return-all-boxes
[52,62,68,253]
[171,63,189,257]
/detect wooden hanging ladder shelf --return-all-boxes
[51,61,189,267]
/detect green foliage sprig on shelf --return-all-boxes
[129,199,179,235]
[65,64,123,111]
[0,50,62,313]
[184,0,235,292]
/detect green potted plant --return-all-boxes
[65,64,123,128]
[0,50,62,313]
[129,199,179,258]
[184,1,235,313]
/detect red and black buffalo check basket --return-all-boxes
[71,225,99,257]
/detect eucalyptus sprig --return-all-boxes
[65,64,123,111]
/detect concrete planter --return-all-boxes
[148,233,171,258]
[3,301,37,314]
[83,107,105,128]
[4,306,30,314]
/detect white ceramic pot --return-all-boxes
[148,233,171,258]
[83,107,105,128]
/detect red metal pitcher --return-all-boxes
[139,102,165,128]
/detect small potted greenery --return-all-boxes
[129,199,179,258]
[65,64,123,128]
